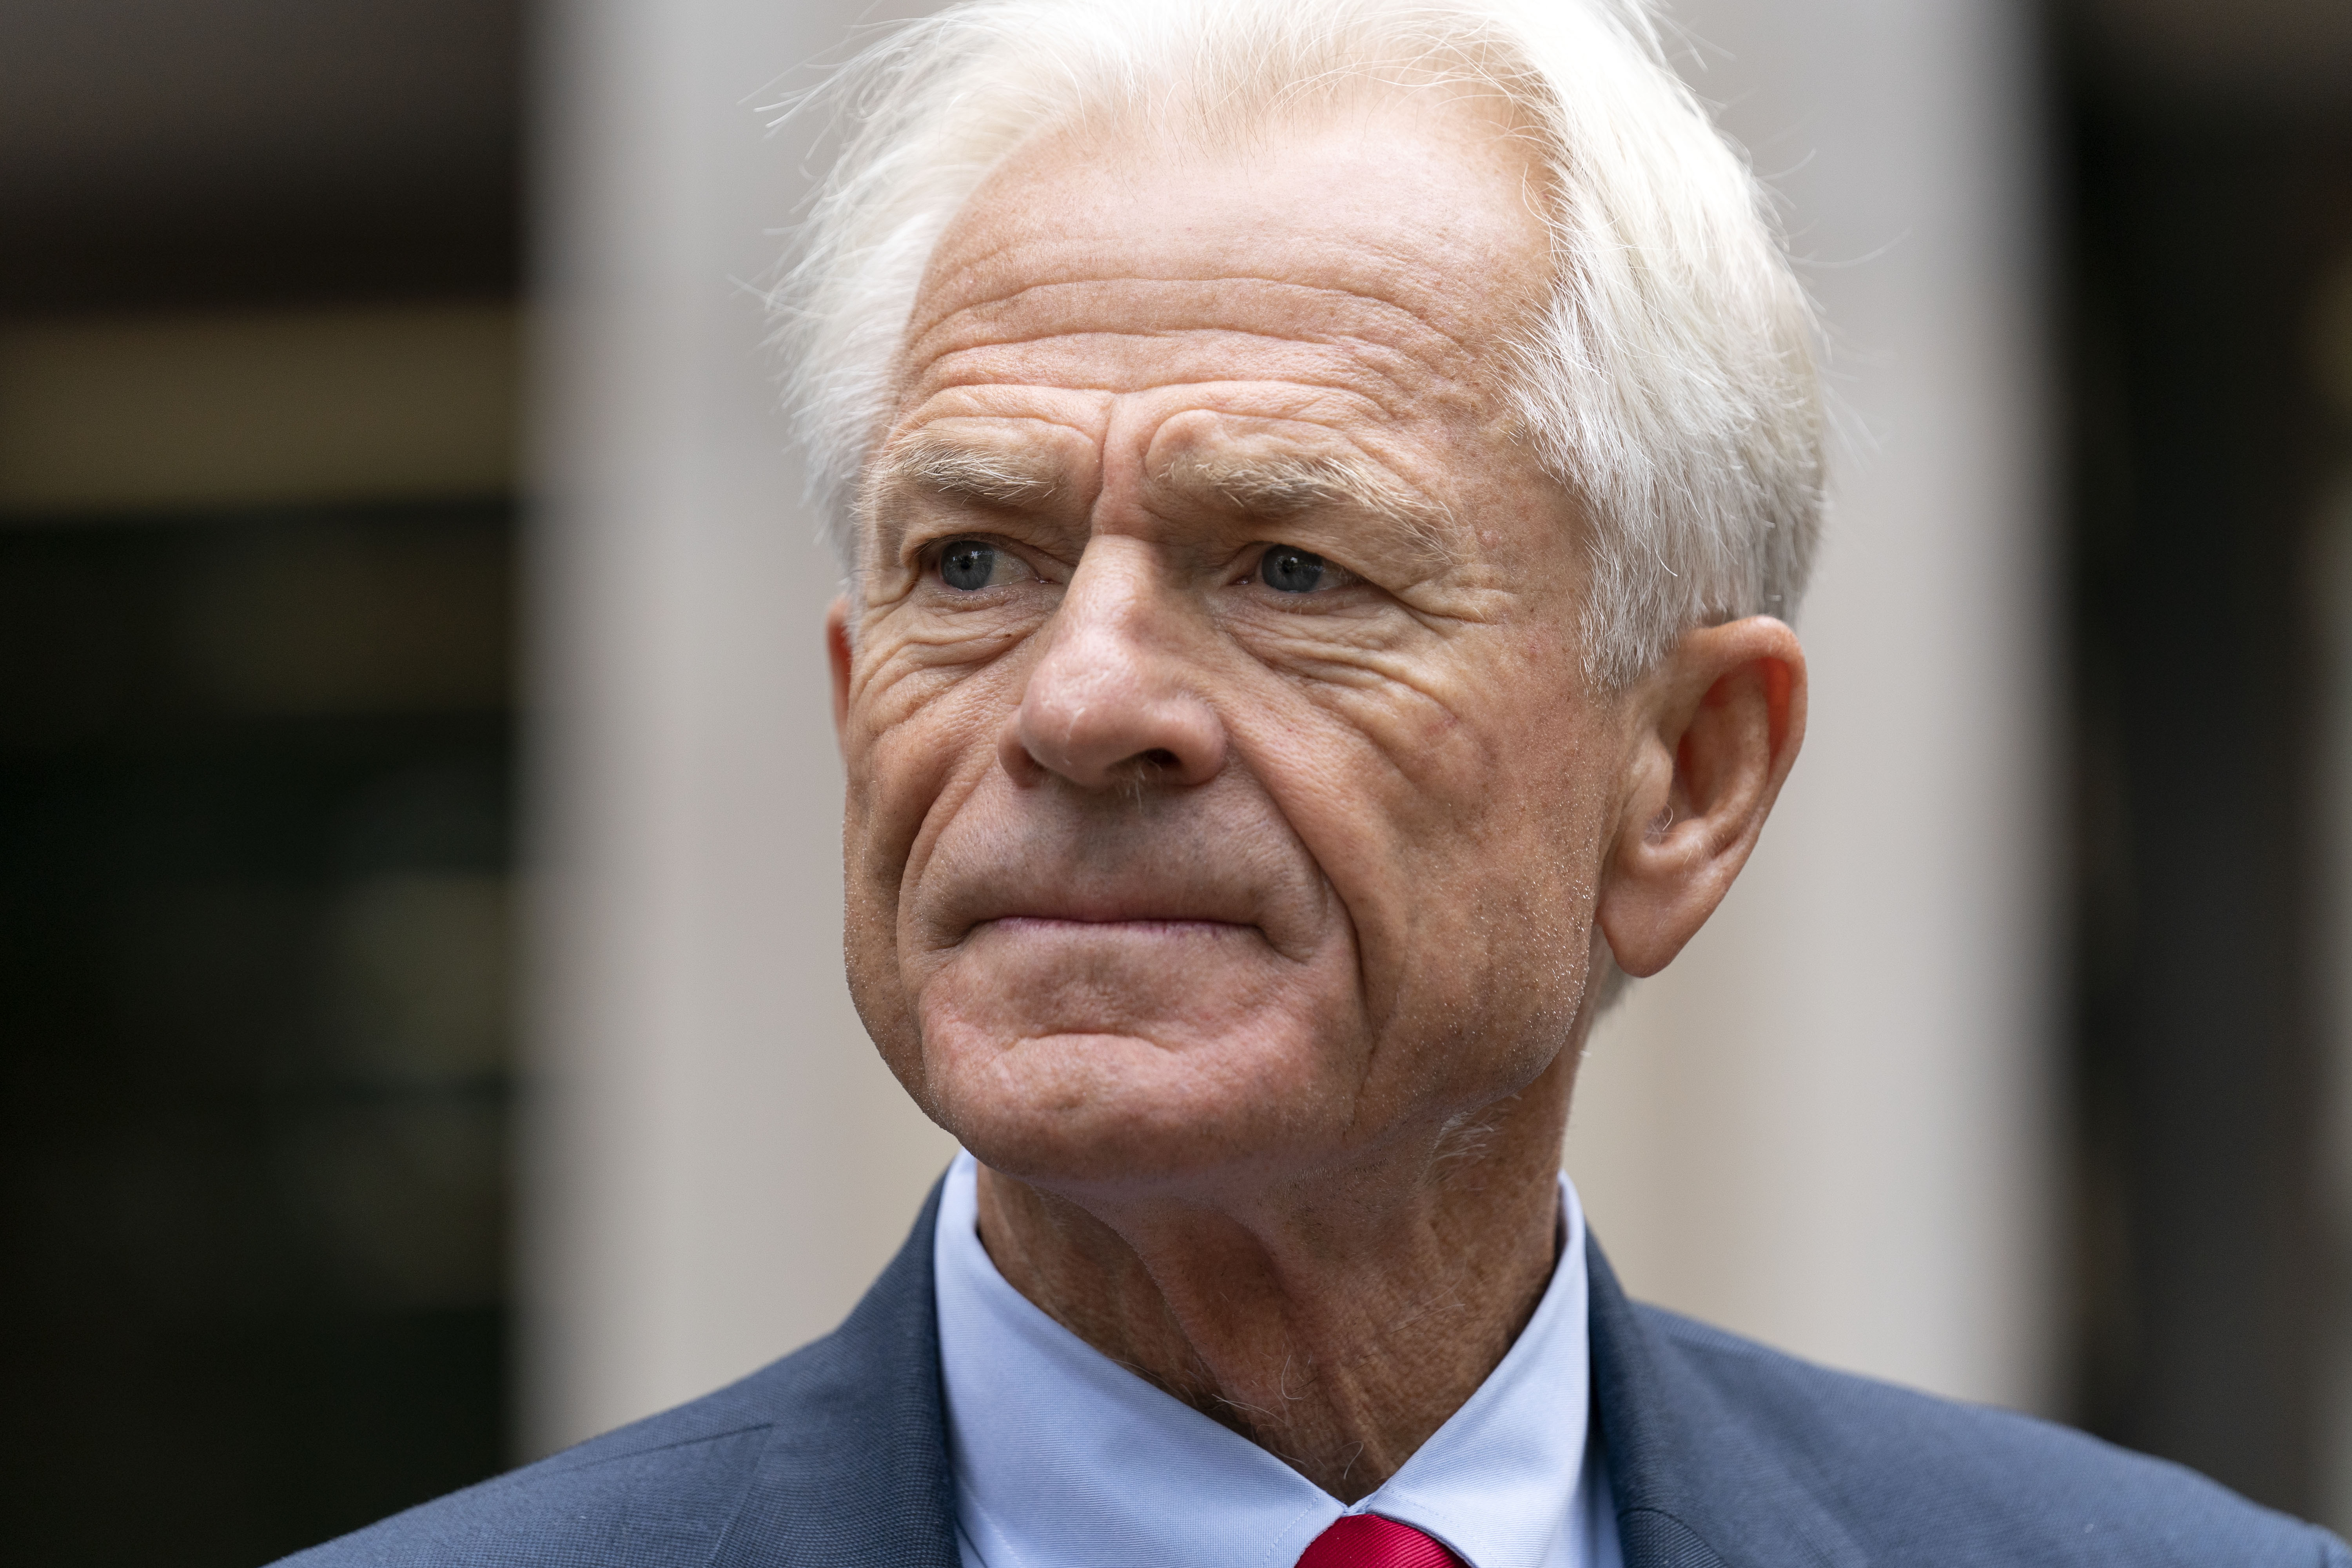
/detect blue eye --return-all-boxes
[1259,546,1327,593]
[939,540,1004,590]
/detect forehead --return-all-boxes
[895,95,1553,414]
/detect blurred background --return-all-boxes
[2,0,2349,1561]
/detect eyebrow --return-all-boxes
[1161,448,1454,562]
[874,439,1061,508]
[871,434,1455,564]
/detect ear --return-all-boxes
[1596,617,1806,977]
[826,595,853,746]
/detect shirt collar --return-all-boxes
[933,1151,1611,1568]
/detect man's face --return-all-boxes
[834,98,1637,1195]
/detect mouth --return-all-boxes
[982,915,1254,936]
[964,882,1261,936]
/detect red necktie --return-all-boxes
[1294,1514,1467,1568]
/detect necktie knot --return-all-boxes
[1294,1514,1466,1568]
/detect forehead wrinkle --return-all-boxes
[898,270,1488,443]
[903,273,1472,377]
[915,351,1429,434]
[910,323,1461,443]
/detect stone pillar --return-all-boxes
[519,0,953,1455]
[1567,0,2060,1412]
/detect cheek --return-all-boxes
[839,644,1028,1088]
[1270,632,1572,902]
[1253,634,1609,1076]
[845,642,1023,881]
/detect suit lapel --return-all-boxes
[700,1193,1864,1568]
[1586,1235,1864,1568]
[710,1180,962,1568]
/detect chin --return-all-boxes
[918,1021,1342,1191]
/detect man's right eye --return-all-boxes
[936,540,1022,591]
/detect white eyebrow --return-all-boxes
[874,439,1061,508]
[1161,448,1454,562]
[867,436,1457,566]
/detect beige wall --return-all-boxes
[521,0,2060,1455]
[1565,0,2061,1414]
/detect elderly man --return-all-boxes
[290,1,2343,1565]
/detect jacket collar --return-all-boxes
[710,1182,1858,1568]
[1585,1234,1863,1568]
[712,1178,963,1568]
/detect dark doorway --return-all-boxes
[1,2,526,1560]
[2062,0,2352,1521]
[0,506,518,1564]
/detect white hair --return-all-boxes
[771,0,1823,686]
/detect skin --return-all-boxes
[827,92,1806,1501]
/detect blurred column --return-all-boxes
[1566,0,2061,1410]
[520,0,953,1454]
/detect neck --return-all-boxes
[972,1048,1578,1501]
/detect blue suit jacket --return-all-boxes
[284,1182,2348,1566]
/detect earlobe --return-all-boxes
[827,597,853,747]
[1595,618,1806,977]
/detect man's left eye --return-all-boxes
[936,540,1025,591]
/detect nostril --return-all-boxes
[1140,748,1180,771]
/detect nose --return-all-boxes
[999,542,1227,791]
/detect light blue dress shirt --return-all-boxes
[933,1151,1624,1568]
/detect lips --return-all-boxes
[907,779,1326,961]
[950,883,1262,940]
[982,914,1253,938]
